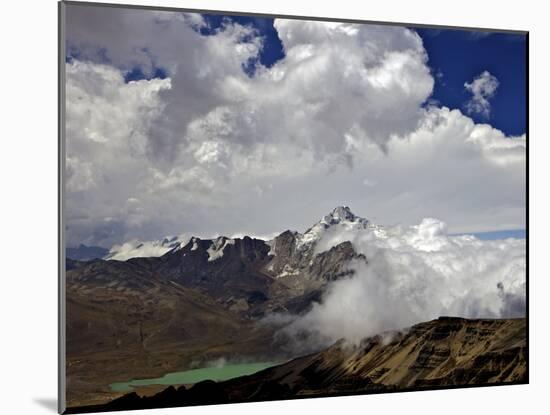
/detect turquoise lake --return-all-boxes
[110,362,277,392]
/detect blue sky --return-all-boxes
[417,28,527,136]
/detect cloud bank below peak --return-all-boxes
[276,216,526,351]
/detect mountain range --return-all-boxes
[68,206,371,319]
[66,206,373,406]
[65,206,527,409]
[66,244,109,261]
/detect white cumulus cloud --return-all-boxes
[63,6,525,249]
[464,70,500,118]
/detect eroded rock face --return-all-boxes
[266,235,364,281]
[261,238,367,315]
[309,241,366,282]
[156,236,273,304]
[151,232,365,317]
[264,207,371,283]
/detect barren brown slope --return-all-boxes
[66,259,279,407]
[67,317,526,413]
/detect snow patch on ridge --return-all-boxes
[266,239,276,256]
[107,234,187,261]
[207,237,235,262]
[276,264,300,279]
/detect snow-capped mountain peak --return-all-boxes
[320,206,369,227]
[295,206,372,250]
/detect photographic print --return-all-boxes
[59,1,527,413]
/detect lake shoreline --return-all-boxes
[110,362,279,393]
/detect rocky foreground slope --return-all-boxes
[66,317,527,413]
